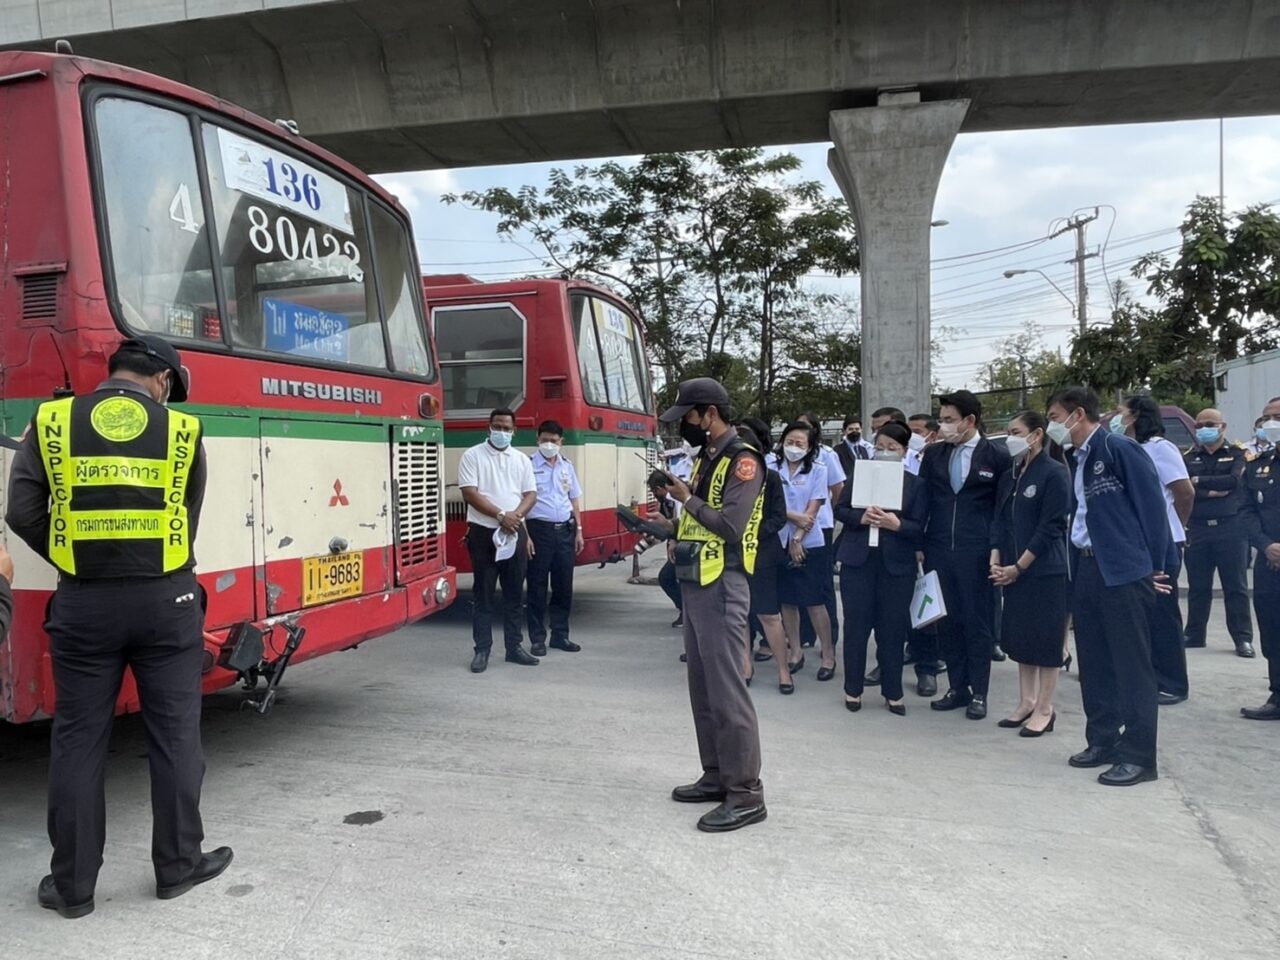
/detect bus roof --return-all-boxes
[0,49,406,215]
[421,273,641,316]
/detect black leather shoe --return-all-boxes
[530,641,548,657]
[1183,636,1206,648]
[991,644,1007,662]
[816,664,836,682]
[779,682,794,695]
[1157,691,1187,706]
[1236,641,1257,659]
[845,698,862,712]
[550,638,581,652]
[930,689,971,711]
[916,674,937,698]
[156,847,234,900]
[672,782,727,803]
[1241,694,1280,720]
[1098,763,1158,787]
[506,647,540,666]
[37,876,93,919]
[697,801,768,833]
[1069,745,1117,768]
[865,666,881,686]
[470,651,489,673]
[997,710,1033,728]
[886,700,906,716]
[965,695,988,720]
[679,652,687,663]
[787,655,805,674]
[671,614,683,628]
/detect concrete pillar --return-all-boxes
[828,95,969,422]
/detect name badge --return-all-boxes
[1023,484,1037,498]
[978,469,994,480]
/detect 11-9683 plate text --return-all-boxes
[302,552,364,607]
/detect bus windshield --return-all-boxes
[92,95,433,378]
[570,293,651,414]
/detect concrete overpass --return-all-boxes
[6,0,1279,418]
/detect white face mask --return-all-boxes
[1005,436,1030,461]
[907,433,927,453]
[1045,419,1072,448]
[1264,420,1280,444]
[489,429,514,450]
[538,441,560,459]
[873,448,903,462]
[783,445,808,463]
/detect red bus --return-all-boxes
[421,276,658,572]
[0,50,455,723]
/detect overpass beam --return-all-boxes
[829,97,969,421]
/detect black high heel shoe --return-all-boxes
[787,655,805,674]
[886,700,905,716]
[1062,654,1073,673]
[845,698,862,712]
[997,711,1034,729]
[816,663,836,682]
[779,680,794,695]
[1019,711,1056,737]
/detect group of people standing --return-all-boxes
[652,376,1280,831]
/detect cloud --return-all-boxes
[372,169,460,211]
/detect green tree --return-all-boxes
[443,150,858,420]
[977,324,1069,423]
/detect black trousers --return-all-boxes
[46,573,205,905]
[525,519,576,645]
[1254,554,1280,696]
[467,523,529,654]
[925,546,995,697]
[840,556,911,701]
[658,560,683,612]
[1072,556,1159,768]
[800,528,839,647]
[1149,546,1189,698]
[1184,530,1254,646]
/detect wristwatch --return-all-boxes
[496,510,507,523]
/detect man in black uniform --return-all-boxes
[6,336,231,919]
[1242,399,1280,719]
[656,378,768,833]
[1183,408,1255,658]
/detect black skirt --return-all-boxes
[1000,574,1068,667]
[778,544,831,608]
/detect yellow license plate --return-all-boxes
[302,552,364,607]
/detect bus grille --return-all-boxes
[394,440,444,578]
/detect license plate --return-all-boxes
[302,551,364,607]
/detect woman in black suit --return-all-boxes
[988,410,1071,736]
[834,421,926,715]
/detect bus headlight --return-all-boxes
[433,578,453,604]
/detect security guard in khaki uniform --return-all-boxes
[6,336,231,918]
[1242,406,1280,719]
[656,378,767,832]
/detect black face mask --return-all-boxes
[847,431,861,443]
[680,417,709,450]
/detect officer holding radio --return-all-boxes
[655,378,767,833]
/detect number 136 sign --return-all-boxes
[217,127,352,236]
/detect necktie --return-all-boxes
[950,447,965,494]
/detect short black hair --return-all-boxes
[737,416,772,451]
[938,390,983,427]
[871,406,906,423]
[909,413,939,431]
[108,349,170,379]
[1124,395,1165,444]
[1049,386,1101,423]
[536,419,564,437]
[694,401,734,422]
[875,420,912,449]
[843,415,861,430]
[489,408,517,425]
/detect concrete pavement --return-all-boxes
[2,559,1278,959]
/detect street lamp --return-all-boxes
[1002,268,1081,333]
[931,219,949,227]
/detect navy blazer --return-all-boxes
[990,451,1070,578]
[834,466,926,577]
[920,436,1012,550]
[1068,427,1171,587]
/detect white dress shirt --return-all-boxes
[1071,428,1102,549]
[457,441,537,528]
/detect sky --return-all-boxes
[374,115,1280,392]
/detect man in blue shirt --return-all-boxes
[1048,387,1170,787]
[526,420,585,656]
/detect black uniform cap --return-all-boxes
[659,378,730,423]
[115,335,190,403]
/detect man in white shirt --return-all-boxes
[458,408,540,673]
[525,420,585,656]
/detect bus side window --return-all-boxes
[434,304,525,415]
[572,294,608,405]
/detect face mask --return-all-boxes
[938,422,960,443]
[907,433,927,453]
[1263,420,1280,444]
[873,448,903,462]
[1109,414,1127,435]
[489,429,513,450]
[680,417,708,450]
[1045,419,1072,447]
[1195,426,1221,446]
[1256,427,1268,443]
[1005,436,1030,461]
[783,445,808,463]
[538,442,560,459]
[847,431,861,443]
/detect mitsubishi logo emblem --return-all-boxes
[329,479,350,507]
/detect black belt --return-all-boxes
[527,518,574,529]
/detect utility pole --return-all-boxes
[1018,353,1028,410]
[1051,209,1099,335]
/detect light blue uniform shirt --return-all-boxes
[527,451,583,523]
[774,458,829,549]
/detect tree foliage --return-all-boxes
[975,324,1068,424]
[444,149,859,422]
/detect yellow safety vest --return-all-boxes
[676,444,765,585]
[35,394,201,577]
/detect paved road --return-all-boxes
[2,560,1277,959]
